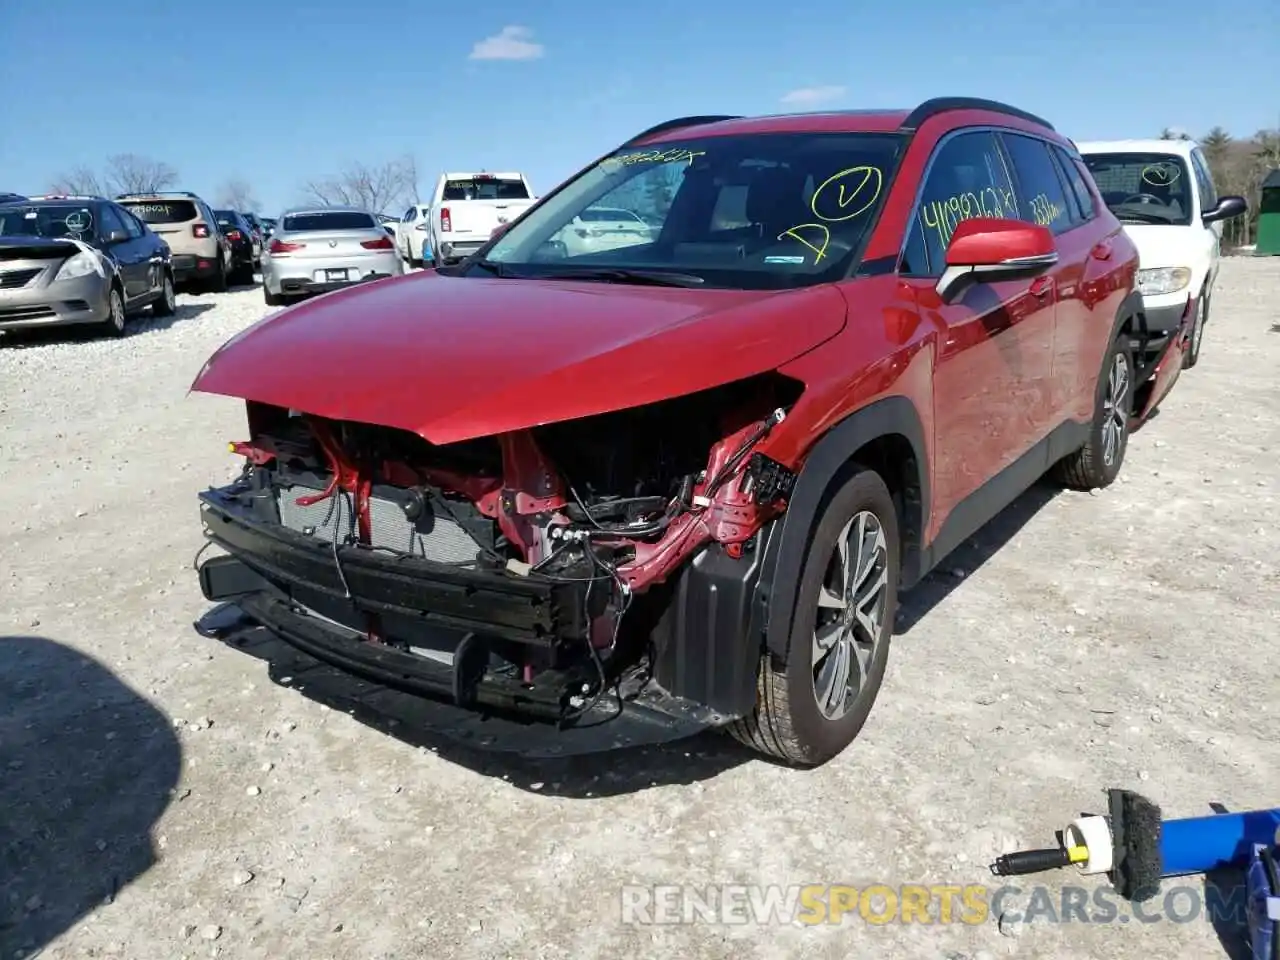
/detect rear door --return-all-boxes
[897,129,1057,535]
[997,131,1096,426]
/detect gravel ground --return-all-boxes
[2,259,1278,960]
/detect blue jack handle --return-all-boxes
[1160,808,1280,877]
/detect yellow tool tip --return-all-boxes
[227,442,236,452]
[1067,845,1089,863]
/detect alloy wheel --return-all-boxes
[163,276,176,311]
[1101,352,1130,466]
[109,290,125,333]
[812,510,890,721]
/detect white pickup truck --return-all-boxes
[427,171,537,265]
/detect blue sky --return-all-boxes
[1,0,1275,216]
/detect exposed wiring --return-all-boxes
[560,547,631,725]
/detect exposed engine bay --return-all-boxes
[202,372,804,724]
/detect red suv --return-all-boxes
[191,98,1183,767]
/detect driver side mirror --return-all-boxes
[935,217,1057,304]
[106,229,130,244]
[1202,195,1247,224]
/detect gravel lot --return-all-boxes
[3,258,1278,960]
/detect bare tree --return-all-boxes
[104,154,178,194]
[48,164,106,197]
[302,155,418,214]
[218,177,259,212]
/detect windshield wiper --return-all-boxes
[538,267,705,288]
[468,258,513,277]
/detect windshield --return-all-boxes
[476,132,905,290]
[1080,152,1193,225]
[281,211,376,232]
[442,177,529,201]
[0,203,98,240]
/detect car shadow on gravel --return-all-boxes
[0,636,181,958]
[204,622,756,798]
[894,479,1062,635]
[0,303,216,348]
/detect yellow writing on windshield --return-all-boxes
[1140,162,1180,186]
[779,165,884,263]
[921,184,1018,249]
[605,148,706,170]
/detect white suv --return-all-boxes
[1077,139,1247,368]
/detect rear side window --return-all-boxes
[901,130,1019,276]
[441,177,530,201]
[123,200,198,224]
[1054,149,1098,221]
[580,207,644,223]
[1001,134,1073,235]
[281,211,376,231]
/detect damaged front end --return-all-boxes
[196,372,803,740]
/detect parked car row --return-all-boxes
[189,97,1249,770]
[0,187,279,336]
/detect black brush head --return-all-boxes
[1108,788,1163,901]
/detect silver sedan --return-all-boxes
[261,207,403,306]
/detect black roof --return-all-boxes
[1263,168,1280,191]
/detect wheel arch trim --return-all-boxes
[755,394,930,662]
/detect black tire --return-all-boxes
[151,272,176,317]
[232,261,255,286]
[100,284,128,338]
[727,467,900,767]
[1183,290,1208,369]
[1052,332,1134,490]
[263,284,284,307]
[207,254,228,293]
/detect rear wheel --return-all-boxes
[207,254,228,293]
[151,272,176,317]
[1052,332,1134,490]
[728,467,899,767]
[1183,291,1208,369]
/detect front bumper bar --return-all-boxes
[196,486,723,743]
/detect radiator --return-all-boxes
[275,483,481,565]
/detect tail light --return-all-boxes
[439,207,451,232]
[269,238,304,255]
[193,223,210,238]
[360,235,394,250]
[227,229,243,241]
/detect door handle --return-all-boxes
[1090,241,1113,261]
[1029,276,1054,298]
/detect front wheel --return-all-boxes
[101,285,128,337]
[727,467,899,767]
[1183,292,1208,369]
[1052,333,1134,490]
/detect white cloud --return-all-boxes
[779,85,847,107]
[469,25,544,61]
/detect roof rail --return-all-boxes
[25,194,108,202]
[115,190,200,200]
[625,115,742,145]
[899,97,1054,133]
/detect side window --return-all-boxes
[116,205,144,238]
[1054,148,1098,221]
[97,204,128,240]
[1190,149,1217,211]
[403,207,416,222]
[902,130,1019,276]
[1001,133,1073,234]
